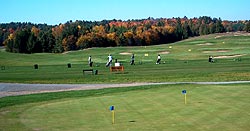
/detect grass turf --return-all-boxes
[0,33,250,83]
[0,84,250,131]
[0,33,250,130]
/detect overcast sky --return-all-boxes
[1,0,250,25]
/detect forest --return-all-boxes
[1,16,250,53]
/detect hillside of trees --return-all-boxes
[1,16,250,53]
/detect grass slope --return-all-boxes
[0,84,250,131]
[0,33,250,83]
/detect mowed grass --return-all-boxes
[0,84,250,131]
[0,33,250,130]
[0,33,250,83]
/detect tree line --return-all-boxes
[1,16,250,53]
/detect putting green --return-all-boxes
[17,84,250,131]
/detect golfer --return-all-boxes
[106,54,113,67]
[130,54,135,65]
[156,54,161,64]
[88,56,93,67]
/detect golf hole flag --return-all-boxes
[110,106,114,111]
[109,106,115,124]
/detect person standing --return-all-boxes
[106,54,113,67]
[156,54,161,64]
[130,54,135,65]
[88,55,93,67]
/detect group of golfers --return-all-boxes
[87,54,161,67]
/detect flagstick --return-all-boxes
[184,94,187,104]
[182,90,187,105]
[112,110,115,124]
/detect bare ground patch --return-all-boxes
[214,35,222,39]
[197,43,213,46]
[120,52,132,55]
[203,50,230,53]
[62,51,69,54]
[214,32,250,39]
[214,54,245,59]
[232,32,250,36]
[159,51,170,54]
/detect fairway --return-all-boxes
[1,33,250,84]
[0,84,250,131]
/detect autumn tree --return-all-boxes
[76,34,93,49]
[134,26,145,46]
[123,31,134,46]
[62,35,77,51]
[31,26,40,37]
[3,33,14,52]
[106,32,118,46]
[2,17,248,53]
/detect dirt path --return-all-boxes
[1,81,250,98]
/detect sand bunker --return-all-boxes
[203,50,229,53]
[198,43,213,46]
[120,52,132,55]
[214,54,245,59]
[159,51,170,54]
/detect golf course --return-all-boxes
[0,32,250,130]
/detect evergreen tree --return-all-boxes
[244,21,250,32]
[175,18,183,40]
[27,33,37,53]
[182,21,192,39]
[14,29,30,53]
[209,23,216,34]
[39,30,56,52]
[215,18,225,33]
[0,30,3,46]
[53,38,63,53]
